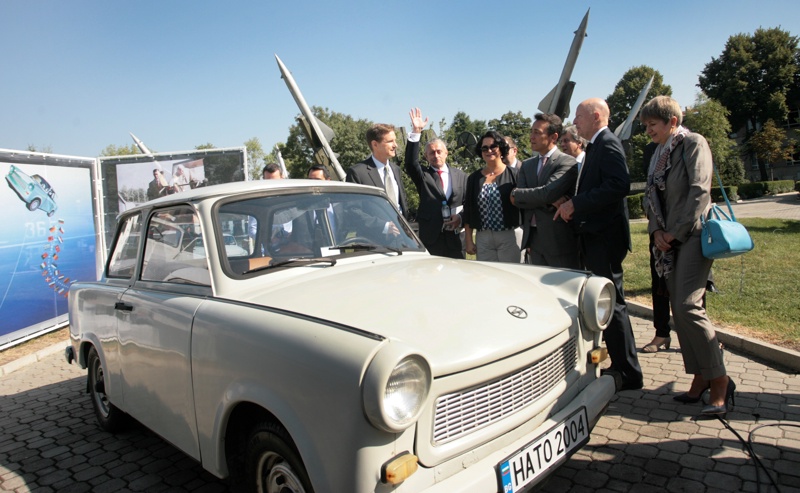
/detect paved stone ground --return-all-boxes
[1,313,799,492]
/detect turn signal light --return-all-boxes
[589,347,608,365]
[381,452,418,485]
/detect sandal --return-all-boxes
[642,336,671,353]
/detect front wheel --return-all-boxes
[87,347,127,432]
[27,198,41,211]
[246,422,313,493]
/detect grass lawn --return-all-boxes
[624,218,800,351]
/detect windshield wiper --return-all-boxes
[329,243,402,255]
[244,257,336,274]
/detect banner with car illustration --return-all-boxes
[0,147,247,348]
[0,151,97,346]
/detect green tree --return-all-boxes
[441,111,487,173]
[281,106,374,179]
[683,94,746,185]
[747,119,798,181]
[195,143,215,150]
[627,133,652,183]
[699,27,800,132]
[244,137,267,180]
[26,144,53,153]
[606,66,672,131]
[100,144,141,156]
[488,111,533,159]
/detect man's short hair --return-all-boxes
[307,164,330,179]
[562,125,588,149]
[534,113,564,137]
[424,138,448,153]
[366,124,396,146]
[262,162,281,178]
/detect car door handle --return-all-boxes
[115,301,133,312]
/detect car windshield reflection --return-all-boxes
[217,191,423,277]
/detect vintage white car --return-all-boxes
[66,179,615,493]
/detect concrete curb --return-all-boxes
[627,300,800,373]
[0,340,68,377]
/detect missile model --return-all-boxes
[275,54,346,181]
[538,8,590,120]
[275,145,289,178]
[129,132,153,155]
[614,75,655,141]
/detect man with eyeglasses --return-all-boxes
[404,108,467,258]
[346,123,409,236]
[511,113,580,269]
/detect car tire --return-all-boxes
[245,421,313,493]
[87,347,127,432]
[47,209,55,217]
[28,198,41,211]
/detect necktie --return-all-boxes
[384,166,398,207]
[537,156,548,178]
[436,169,444,189]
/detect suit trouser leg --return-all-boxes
[649,237,672,338]
[665,234,726,381]
[580,232,643,383]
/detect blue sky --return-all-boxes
[2,1,799,160]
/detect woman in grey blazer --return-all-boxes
[641,96,734,416]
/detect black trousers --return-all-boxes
[579,228,643,384]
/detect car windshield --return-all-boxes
[216,191,424,277]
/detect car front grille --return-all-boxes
[432,337,577,445]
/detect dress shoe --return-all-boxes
[619,379,644,391]
[701,379,736,416]
[673,389,707,404]
[642,336,671,353]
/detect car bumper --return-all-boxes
[404,374,615,492]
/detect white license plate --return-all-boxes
[497,407,589,492]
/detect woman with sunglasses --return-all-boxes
[463,131,520,262]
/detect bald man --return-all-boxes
[555,98,643,392]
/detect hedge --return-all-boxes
[628,193,644,219]
[711,186,740,203]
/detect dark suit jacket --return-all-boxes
[403,139,467,247]
[572,128,631,251]
[515,149,578,256]
[346,157,409,219]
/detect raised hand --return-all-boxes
[409,107,429,133]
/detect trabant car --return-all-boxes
[5,164,58,216]
[66,179,615,493]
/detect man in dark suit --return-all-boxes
[346,123,409,226]
[404,108,467,258]
[554,98,643,391]
[511,113,580,269]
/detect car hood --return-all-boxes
[225,255,576,375]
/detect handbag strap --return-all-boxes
[712,164,737,221]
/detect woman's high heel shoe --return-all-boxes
[701,379,736,416]
[642,336,671,353]
[673,387,708,404]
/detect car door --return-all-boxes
[117,205,211,460]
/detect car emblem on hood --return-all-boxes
[507,306,527,319]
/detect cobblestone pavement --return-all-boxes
[729,193,800,221]
[2,314,799,492]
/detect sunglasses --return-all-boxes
[480,143,500,153]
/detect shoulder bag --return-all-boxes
[700,165,754,259]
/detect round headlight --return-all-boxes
[363,346,431,433]
[581,276,616,332]
[385,356,430,426]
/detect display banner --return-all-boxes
[97,147,247,257]
[0,150,98,347]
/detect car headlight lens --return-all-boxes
[580,276,616,332]
[385,357,429,425]
[363,346,431,433]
